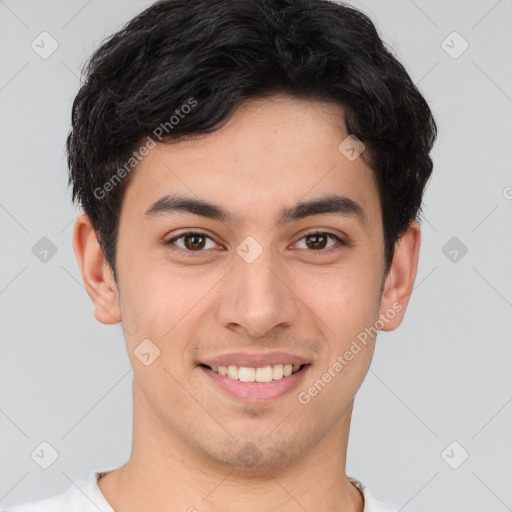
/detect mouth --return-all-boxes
[199,363,307,382]
[198,363,311,402]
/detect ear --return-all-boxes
[378,220,421,331]
[72,213,122,324]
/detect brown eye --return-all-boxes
[295,232,346,252]
[305,233,329,250]
[182,233,207,250]
[166,231,217,253]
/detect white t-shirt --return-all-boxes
[2,470,408,512]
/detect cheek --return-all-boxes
[115,256,173,356]
[117,258,213,369]
[296,267,379,411]
[298,258,381,334]
[118,268,194,402]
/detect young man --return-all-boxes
[6,0,436,510]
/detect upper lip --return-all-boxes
[200,352,311,368]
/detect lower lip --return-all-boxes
[200,365,310,402]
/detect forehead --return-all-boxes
[121,95,381,230]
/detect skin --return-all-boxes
[73,94,421,512]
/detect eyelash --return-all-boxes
[165,230,348,257]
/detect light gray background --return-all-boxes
[1,1,511,510]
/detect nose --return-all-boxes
[215,247,299,339]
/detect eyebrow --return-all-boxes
[144,193,366,227]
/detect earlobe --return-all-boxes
[378,220,421,331]
[72,213,122,325]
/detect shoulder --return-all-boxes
[2,492,68,512]
[1,471,114,512]
[348,475,410,512]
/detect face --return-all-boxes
[77,94,414,470]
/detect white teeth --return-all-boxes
[238,367,256,382]
[227,365,238,379]
[209,363,303,382]
[272,364,284,380]
[255,366,273,382]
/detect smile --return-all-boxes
[199,363,310,402]
[204,363,304,382]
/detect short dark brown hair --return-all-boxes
[67,0,437,283]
